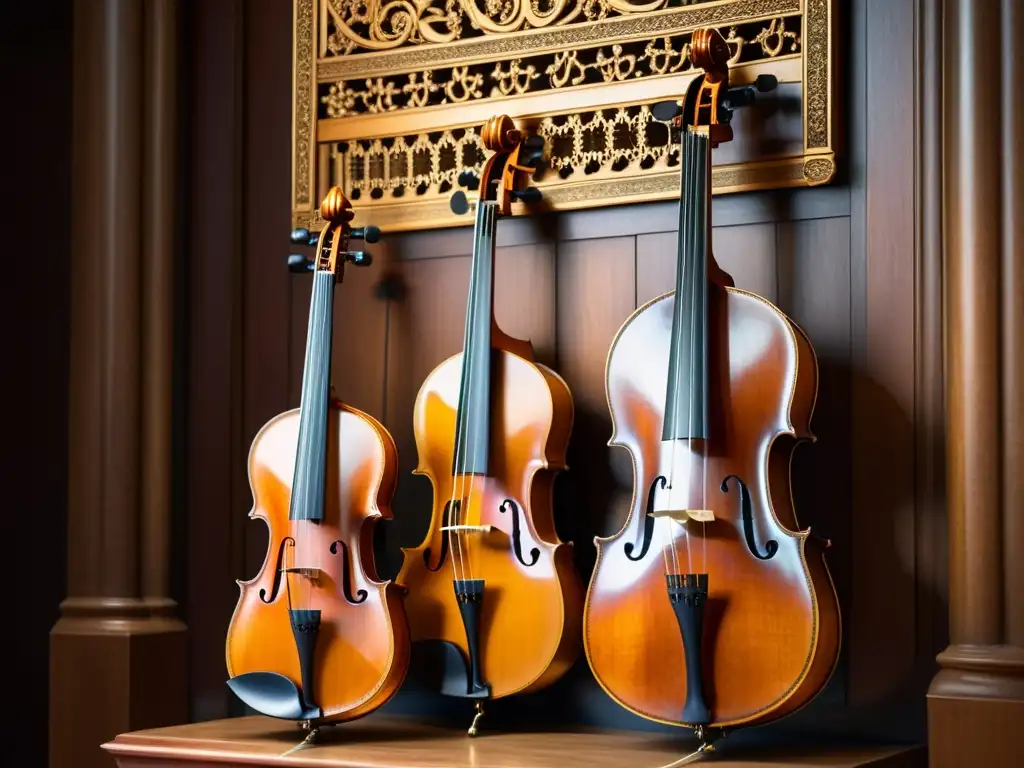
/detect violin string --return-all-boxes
[665,131,682,577]
[448,224,473,590]
[698,136,710,575]
[457,202,488,585]
[684,128,698,577]
[448,201,490,587]
[667,129,692,578]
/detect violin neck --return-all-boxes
[290,268,336,521]
[453,201,499,476]
[664,128,712,442]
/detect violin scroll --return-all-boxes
[651,26,778,148]
[481,115,522,152]
[284,187,379,277]
[451,115,542,218]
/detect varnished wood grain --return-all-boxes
[585,286,840,728]
[102,715,926,768]
[396,349,583,697]
[225,403,409,721]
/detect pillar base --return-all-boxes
[926,645,1024,768]
[50,598,187,768]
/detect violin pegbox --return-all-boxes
[449,115,543,219]
[285,187,379,278]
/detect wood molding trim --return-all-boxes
[50,2,187,766]
[927,0,1024,765]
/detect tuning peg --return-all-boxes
[520,135,545,169]
[351,225,380,244]
[345,251,372,266]
[652,100,682,122]
[458,171,479,190]
[450,190,470,216]
[724,74,779,111]
[287,253,313,273]
[510,187,542,204]
[290,227,317,246]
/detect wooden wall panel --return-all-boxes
[494,243,557,365]
[179,0,943,746]
[555,237,637,551]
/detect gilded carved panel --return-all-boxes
[292,0,836,231]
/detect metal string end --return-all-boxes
[467,700,486,737]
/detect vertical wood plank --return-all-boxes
[776,215,853,708]
[494,243,557,365]
[715,223,778,304]
[382,255,471,576]
[636,223,778,307]
[555,237,636,573]
[852,0,919,707]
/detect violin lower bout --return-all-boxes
[225,404,410,723]
[397,349,583,700]
[585,287,841,729]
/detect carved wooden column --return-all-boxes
[50,2,186,766]
[927,0,1024,764]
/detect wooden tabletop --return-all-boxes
[103,715,925,768]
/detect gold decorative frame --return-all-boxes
[292,0,836,232]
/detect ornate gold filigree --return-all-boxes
[804,0,829,149]
[322,0,691,55]
[318,17,800,118]
[292,0,837,230]
[803,156,834,185]
[317,0,801,80]
[294,0,315,207]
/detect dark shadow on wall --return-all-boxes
[1,2,73,764]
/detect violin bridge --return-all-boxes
[440,525,495,534]
[649,509,716,524]
[280,567,323,584]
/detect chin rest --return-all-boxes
[227,672,322,720]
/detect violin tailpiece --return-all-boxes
[289,609,323,714]
[666,574,711,726]
[453,579,492,699]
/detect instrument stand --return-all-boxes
[467,701,486,737]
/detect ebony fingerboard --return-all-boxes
[663,129,710,442]
[289,269,336,521]
[452,201,498,476]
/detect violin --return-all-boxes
[225,188,410,729]
[395,115,583,734]
[583,28,841,748]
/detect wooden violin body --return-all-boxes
[226,401,409,721]
[397,344,583,699]
[585,286,840,728]
[225,188,409,725]
[583,28,840,734]
[395,116,583,706]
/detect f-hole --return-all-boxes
[330,540,369,604]
[626,476,664,561]
[499,499,540,567]
[424,499,457,572]
[721,475,778,560]
[259,536,294,603]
